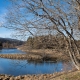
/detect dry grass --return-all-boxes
[50,70,80,80]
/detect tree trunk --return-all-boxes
[66,37,80,70]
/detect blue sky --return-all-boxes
[0,0,13,38]
[0,0,79,40]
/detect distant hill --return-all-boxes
[0,37,24,48]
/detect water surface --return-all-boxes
[0,49,74,76]
[0,49,25,54]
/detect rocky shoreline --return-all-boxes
[0,69,79,80]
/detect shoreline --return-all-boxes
[0,47,71,62]
[18,48,71,61]
[0,69,79,80]
[0,49,70,61]
[0,48,80,79]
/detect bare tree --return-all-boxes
[4,0,80,70]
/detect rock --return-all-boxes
[3,77,10,80]
[20,76,24,79]
[15,76,20,80]
[9,77,14,80]
[38,75,43,80]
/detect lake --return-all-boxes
[0,49,25,54]
[0,49,74,76]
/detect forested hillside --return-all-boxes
[0,38,24,48]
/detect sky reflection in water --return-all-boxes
[0,49,74,76]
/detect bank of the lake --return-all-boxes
[0,50,70,61]
[0,69,80,80]
[18,48,71,61]
[0,49,79,80]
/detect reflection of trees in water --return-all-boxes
[27,60,57,65]
[0,48,2,53]
[9,59,27,68]
[62,61,74,71]
[10,59,58,67]
[8,59,28,75]
[7,59,74,76]
[8,60,57,74]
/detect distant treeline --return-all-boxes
[26,35,80,49]
[0,38,24,48]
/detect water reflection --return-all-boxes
[0,58,74,76]
[62,61,74,71]
[0,49,25,54]
[26,60,58,66]
[0,49,74,76]
[0,48,2,53]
